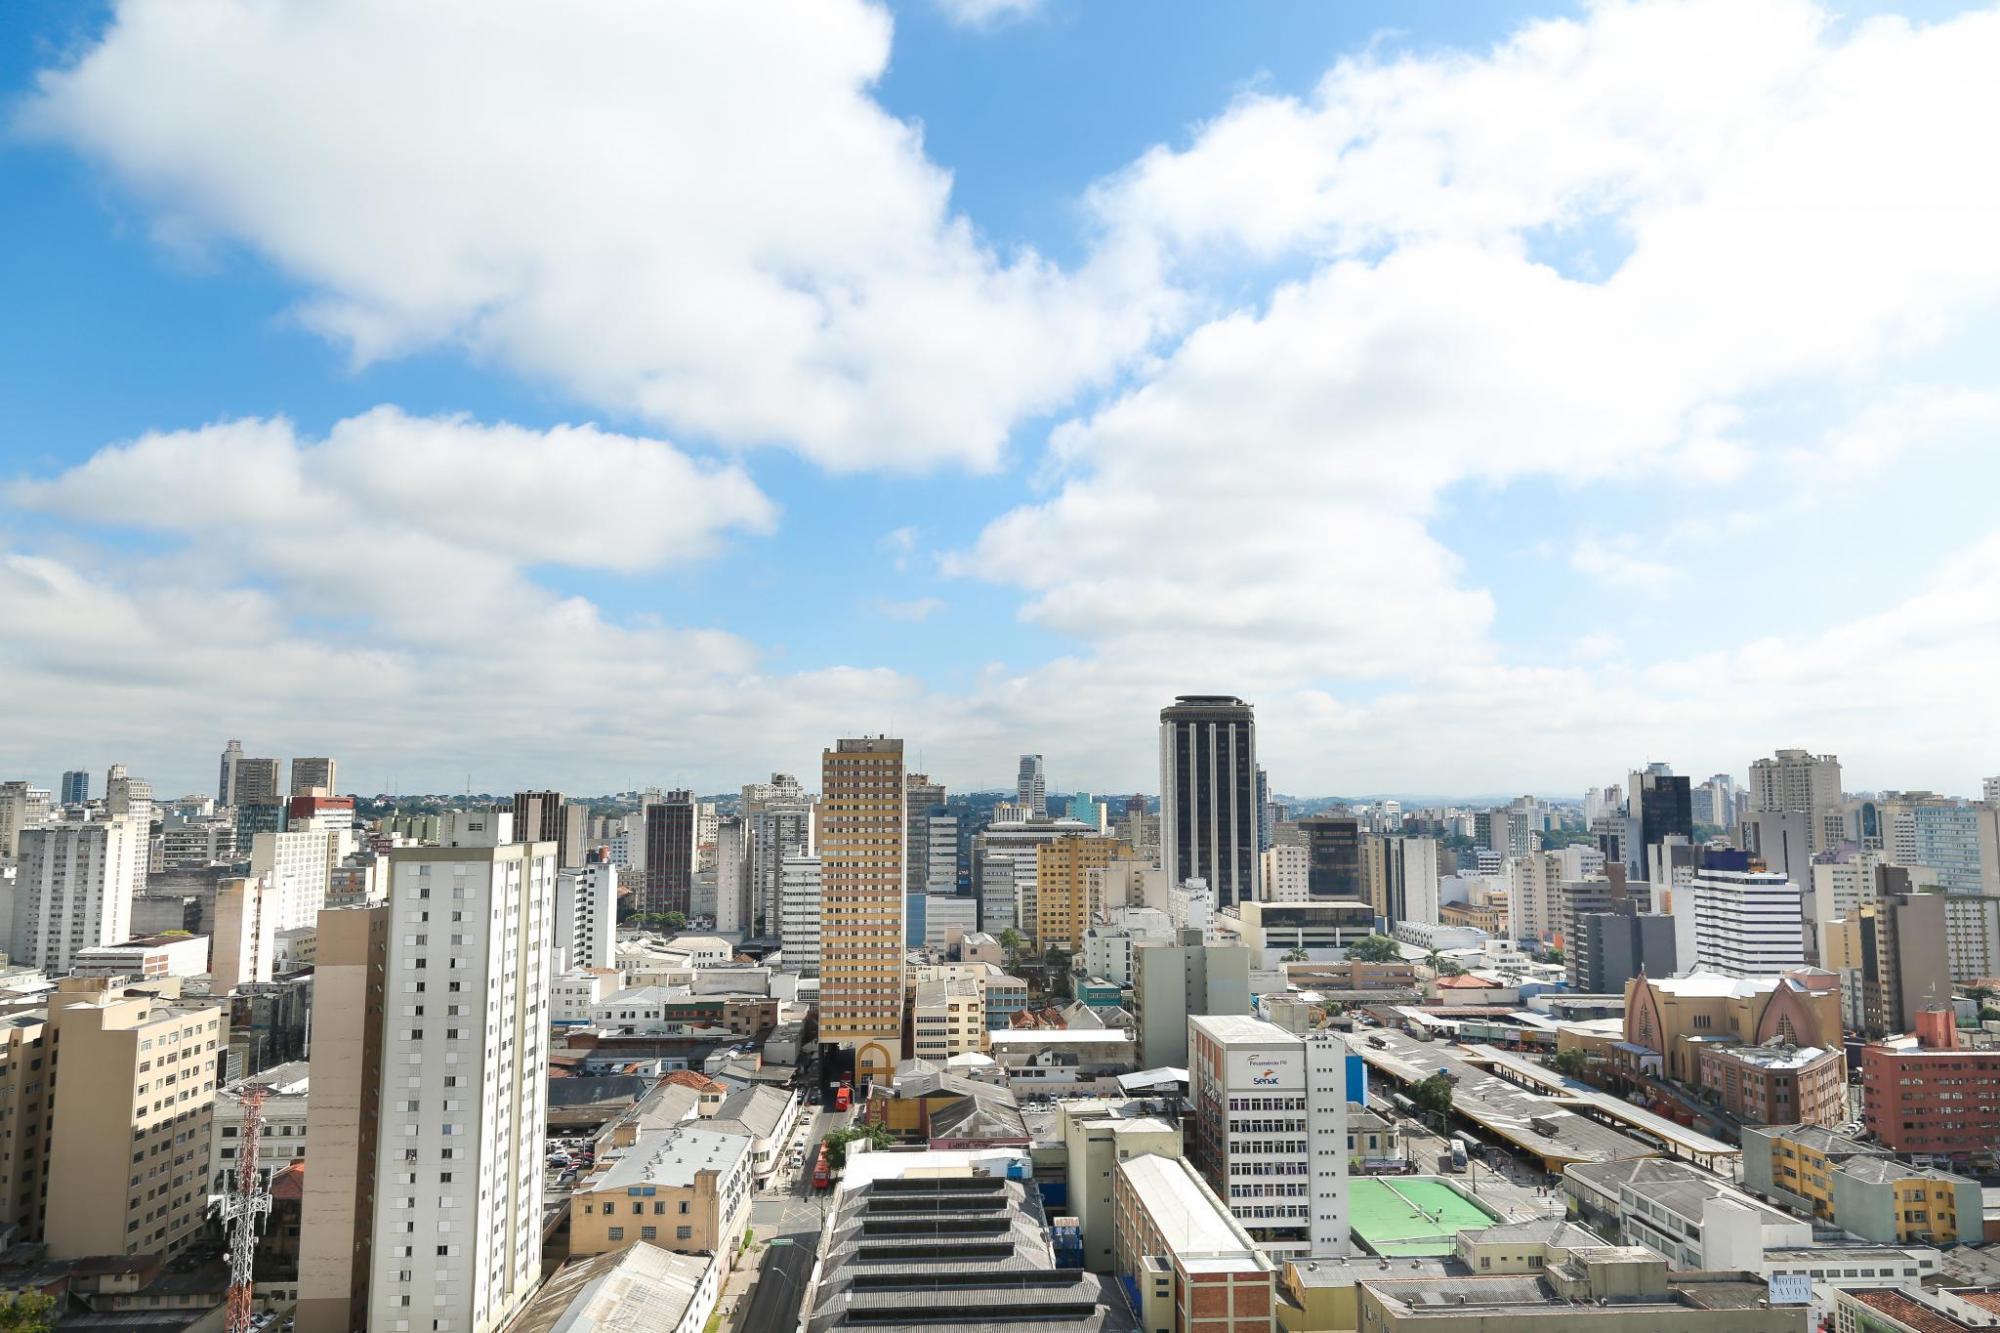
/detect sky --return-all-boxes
[4,0,2000,801]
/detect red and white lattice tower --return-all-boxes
[215,1084,272,1333]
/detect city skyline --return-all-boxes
[7,1,2000,797]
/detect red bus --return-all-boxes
[811,1144,831,1191]
[833,1082,851,1112]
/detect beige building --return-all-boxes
[1060,1098,1183,1271]
[296,903,390,1333]
[1358,1254,1806,1333]
[569,1125,751,1265]
[1261,843,1311,903]
[1113,1152,1275,1333]
[44,978,225,1260]
[0,1012,52,1242]
[1034,836,1131,953]
[819,737,906,1084]
[912,977,987,1061]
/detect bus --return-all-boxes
[833,1081,851,1112]
[1449,1136,1469,1171]
[811,1144,831,1191]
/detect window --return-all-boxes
[676,1225,693,1240]
[641,1226,657,1240]
[607,1227,623,1241]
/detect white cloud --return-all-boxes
[20,0,1167,473]
[931,0,1047,29]
[875,596,948,622]
[1569,536,1679,593]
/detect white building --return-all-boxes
[912,977,987,1060]
[1507,851,1562,944]
[778,853,821,975]
[979,851,1021,934]
[11,818,141,973]
[367,816,554,1333]
[712,816,747,935]
[72,932,210,979]
[1260,844,1309,903]
[0,782,53,863]
[214,1060,311,1191]
[1943,895,2000,982]
[1691,867,1806,977]
[1187,1013,1350,1259]
[252,827,351,935]
[743,774,812,939]
[1166,878,1216,938]
[986,1028,1136,1096]
[552,967,621,1025]
[553,859,618,972]
[923,895,978,952]
[925,813,957,893]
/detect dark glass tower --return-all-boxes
[1158,695,1259,909]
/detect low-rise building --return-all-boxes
[70,933,211,979]
[1357,1256,1806,1333]
[1224,900,1375,960]
[1059,1097,1183,1271]
[1695,1039,1847,1127]
[506,1246,719,1333]
[1561,1157,1809,1269]
[569,1124,751,1267]
[1825,1156,1984,1248]
[1113,1152,1276,1333]
[912,977,987,1061]
[703,1084,800,1186]
[987,1027,1137,1096]
[1835,1286,2000,1333]
[552,966,623,1025]
[1742,1125,1893,1221]
[213,1060,309,1192]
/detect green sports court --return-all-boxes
[1348,1176,1501,1256]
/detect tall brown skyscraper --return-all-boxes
[644,790,696,916]
[819,738,905,1084]
[513,788,588,868]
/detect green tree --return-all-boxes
[1410,1072,1455,1122]
[1281,947,1309,963]
[1544,945,1565,963]
[1347,934,1401,964]
[1552,1048,1589,1078]
[823,1123,892,1169]
[660,910,688,933]
[0,1292,56,1332]
[998,928,1028,967]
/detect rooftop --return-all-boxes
[588,1125,748,1192]
[1187,1013,1296,1044]
[1350,1177,1501,1257]
[1116,1154,1266,1263]
[505,1244,713,1333]
[1845,1288,1979,1333]
[1759,1124,1890,1157]
[1838,1157,1972,1186]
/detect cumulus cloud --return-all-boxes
[931,0,1048,28]
[20,0,1167,472]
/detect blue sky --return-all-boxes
[4,0,2000,799]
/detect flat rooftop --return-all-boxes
[1350,1177,1500,1257]
[1117,1154,1266,1264]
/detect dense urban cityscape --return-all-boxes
[8,0,2000,1330]
[0,717,1998,1331]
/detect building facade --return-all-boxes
[1159,695,1260,910]
[818,737,906,1085]
[644,791,696,917]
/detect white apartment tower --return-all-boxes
[368,817,554,1333]
[712,815,748,935]
[252,827,351,934]
[1691,867,1806,978]
[1188,1014,1350,1260]
[779,852,823,975]
[743,774,812,938]
[0,781,52,862]
[12,818,140,972]
[218,739,243,806]
[1260,844,1309,903]
[553,857,618,972]
[1507,851,1562,943]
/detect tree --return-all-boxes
[1544,945,1565,963]
[1281,947,1309,963]
[822,1123,892,1169]
[1552,1048,1589,1078]
[1410,1072,1455,1122]
[1347,934,1401,964]
[998,928,1027,966]
[660,910,688,933]
[0,1292,55,1332]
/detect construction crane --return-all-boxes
[215,1084,273,1333]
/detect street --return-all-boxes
[720,1100,847,1332]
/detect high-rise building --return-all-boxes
[362,820,554,1333]
[644,790,696,916]
[103,765,153,894]
[905,773,946,894]
[1689,860,1806,977]
[743,774,812,937]
[779,852,823,975]
[290,756,338,797]
[1159,696,1260,909]
[1698,774,1736,828]
[297,903,391,1333]
[234,756,283,806]
[12,818,141,972]
[1906,801,2000,896]
[1188,1014,1350,1259]
[1296,814,1362,900]
[1629,764,1692,875]
[1361,834,1439,927]
[42,978,225,1261]
[1750,749,1842,814]
[218,739,243,806]
[1260,842,1309,903]
[513,789,588,869]
[1985,776,2000,807]
[1016,755,1047,819]
[1857,888,1950,1040]
[1506,850,1563,944]
[1132,932,1251,1068]
[555,854,619,972]
[818,737,905,1084]
[924,811,958,893]
[251,825,349,934]
[0,781,52,862]
[1033,835,1132,954]
[59,769,89,806]
[713,815,748,934]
